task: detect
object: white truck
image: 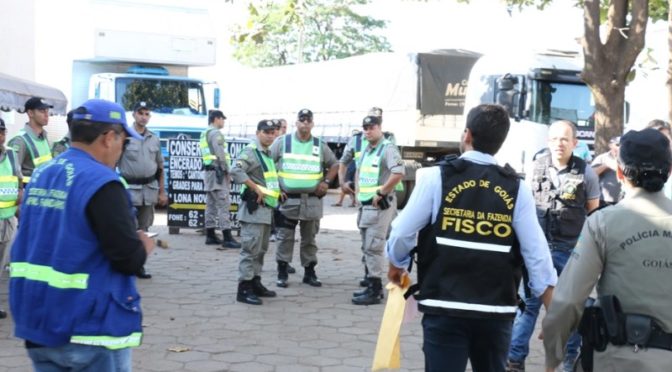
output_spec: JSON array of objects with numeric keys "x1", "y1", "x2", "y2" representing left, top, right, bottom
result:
[
  {"x1": 221, "y1": 49, "x2": 482, "y2": 206},
  {"x1": 465, "y1": 49, "x2": 596, "y2": 178},
  {"x1": 19, "y1": 1, "x2": 220, "y2": 152},
  {"x1": 221, "y1": 49, "x2": 597, "y2": 206}
]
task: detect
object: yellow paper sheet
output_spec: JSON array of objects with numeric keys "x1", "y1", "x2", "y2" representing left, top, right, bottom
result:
[{"x1": 372, "y1": 275, "x2": 411, "y2": 371}]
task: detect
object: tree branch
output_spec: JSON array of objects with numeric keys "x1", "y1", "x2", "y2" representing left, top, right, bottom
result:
[
  {"x1": 582, "y1": 0, "x2": 603, "y2": 84},
  {"x1": 619, "y1": 0, "x2": 648, "y2": 76},
  {"x1": 603, "y1": 0, "x2": 627, "y2": 53}
]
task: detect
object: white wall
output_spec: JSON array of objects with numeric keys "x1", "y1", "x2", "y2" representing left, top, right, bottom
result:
[{"x1": 0, "y1": 0, "x2": 37, "y2": 134}]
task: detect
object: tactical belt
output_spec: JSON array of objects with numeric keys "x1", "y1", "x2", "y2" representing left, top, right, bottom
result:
[
  {"x1": 125, "y1": 176, "x2": 157, "y2": 185},
  {"x1": 285, "y1": 193, "x2": 318, "y2": 199},
  {"x1": 645, "y1": 325, "x2": 672, "y2": 351}
]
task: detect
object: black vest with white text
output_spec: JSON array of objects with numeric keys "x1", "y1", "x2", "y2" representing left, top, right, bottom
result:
[{"x1": 415, "y1": 159, "x2": 523, "y2": 319}]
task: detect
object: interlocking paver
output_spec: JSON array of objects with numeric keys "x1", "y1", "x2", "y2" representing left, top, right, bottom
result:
[{"x1": 0, "y1": 192, "x2": 548, "y2": 371}]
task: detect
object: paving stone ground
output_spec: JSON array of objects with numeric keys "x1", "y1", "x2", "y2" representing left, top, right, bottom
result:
[{"x1": 0, "y1": 192, "x2": 546, "y2": 371}]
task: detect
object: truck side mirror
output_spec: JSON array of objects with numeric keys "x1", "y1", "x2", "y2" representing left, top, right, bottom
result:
[
  {"x1": 214, "y1": 88, "x2": 220, "y2": 109},
  {"x1": 495, "y1": 74, "x2": 519, "y2": 119}
]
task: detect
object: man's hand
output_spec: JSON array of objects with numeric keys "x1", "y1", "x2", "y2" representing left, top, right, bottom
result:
[
  {"x1": 315, "y1": 181, "x2": 329, "y2": 197},
  {"x1": 341, "y1": 181, "x2": 354, "y2": 195},
  {"x1": 372, "y1": 194, "x2": 383, "y2": 209},
  {"x1": 280, "y1": 192, "x2": 288, "y2": 203},
  {"x1": 253, "y1": 186, "x2": 264, "y2": 204},
  {"x1": 138, "y1": 230, "x2": 155, "y2": 256},
  {"x1": 387, "y1": 264, "x2": 406, "y2": 287},
  {"x1": 157, "y1": 191, "x2": 168, "y2": 207}
]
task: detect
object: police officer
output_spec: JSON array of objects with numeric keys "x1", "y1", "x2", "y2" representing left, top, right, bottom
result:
[
  {"x1": 543, "y1": 128, "x2": 672, "y2": 372},
  {"x1": 508, "y1": 119, "x2": 600, "y2": 372},
  {"x1": 272, "y1": 109, "x2": 338, "y2": 288},
  {"x1": 200, "y1": 110, "x2": 240, "y2": 248},
  {"x1": 118, "y1": 101, "x2": 168, "y2": 279},
  {"x1": 350, "y1": 115, "x2": 404, "y2": 305},
  {"x1": 646, "y1": 119, "x2": 672, "y2": 199},
  {"x1": 277, "y1": 118, "x2": 288, "y2": 136},
  {"x1": 9, "y1": 96, "x2": 53, "y2": 184},
  {"x1": 9, "y1": 99, "x2": 153, "y2": 369},
  {"x1": 386, "y1": 104, "x2": 557, "y2": 372},
  {"x1": 51, "y1": 110, "x2": 74, "y2": 157},
  {"x1": 339, "y1": 107, "x2": 400, "y2": 288},
  {"x1": 0, "y1": 118, "x2": 22, "y2": 320},
  {"x1": 231, "y1": 120, "x2": 280, "y2": 305}
]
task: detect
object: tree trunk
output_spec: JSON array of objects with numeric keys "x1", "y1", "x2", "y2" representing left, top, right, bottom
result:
[
  {"x1": 591, "y1": 84, "x2": 626, "y2": 153},
  {"x1": 581, "y1": 0, "x2": 648, "y2": 155}
]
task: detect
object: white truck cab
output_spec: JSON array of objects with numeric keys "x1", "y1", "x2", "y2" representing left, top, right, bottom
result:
[{"x1": 464, "y1": 50, "x2": 595, "y2": 178}]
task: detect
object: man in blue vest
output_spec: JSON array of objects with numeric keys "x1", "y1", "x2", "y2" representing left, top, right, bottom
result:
[
  {"x1": 387, "y1": 104, "x2": 557, "y2": 371},
  {"x1": 9, "y1": 98, "x2": 155, "y2": 370},
  {"x1": 271, "y1": 109, "x2": 338, "y2": 288},
  {"x1": 9, "y1": 96, "x2": 53, "y2": 184},
  {"x1": 0, "y1": 117, "x2": 22, "y2": 320}
]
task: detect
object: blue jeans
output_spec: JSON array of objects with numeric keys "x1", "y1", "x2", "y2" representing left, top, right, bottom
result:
[
  {"x1": 508, "y1": 249, "x2": 580, "y2": 371},
  {"x1": 422, "y1": 313, "x2": 513, "y2": 372},
  {"x1": 27, "y1": 343, "x2": 132, "y2": 372}
]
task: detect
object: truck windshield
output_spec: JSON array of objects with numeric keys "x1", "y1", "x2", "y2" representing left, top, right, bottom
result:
[
  {"x1": 529, "y1": 81, "x2": 594, "y2": 127},
  {"x1": 116, "y1": 77, "x2": 206, "y2": 115}
]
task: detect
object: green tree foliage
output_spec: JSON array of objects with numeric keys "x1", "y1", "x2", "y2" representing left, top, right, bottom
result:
[
  {"x1": 231, "y1": 0, "x2": 392, "y2": 67},
  {"x1": 505, "y1": 0, "x2": 668, "y2": 153}
]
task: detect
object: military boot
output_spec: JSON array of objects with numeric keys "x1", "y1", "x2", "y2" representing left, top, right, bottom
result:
[
  {"x1": 252, "y1": 276, "x2": 277, "y2": 297},
  {"x1": 359, "y1": 266, "x2": 370, "y2": 287},
  {"x1": 205, "y1": 228, "x2": 223, "y2": 245},
  {"x1": 302, "y1": 262, "x2": 322, "y2": 287},
  {"x1": 352, "y1": 277, "x2": 383, "y2": 305},
  {"x1": 236, "y1": 280, "x2": 262, "y2": 305},
  {"x1": 276, "y1": 261, "x2": 289, "y2": 288},
  {"x1": 222, "y1": 229, "x2": 241, "y2": 249}
]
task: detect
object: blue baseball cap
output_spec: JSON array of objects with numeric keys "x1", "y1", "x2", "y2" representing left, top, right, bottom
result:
[{"x1": 72, "y1": 99, "x2": 142, "y2": 140}]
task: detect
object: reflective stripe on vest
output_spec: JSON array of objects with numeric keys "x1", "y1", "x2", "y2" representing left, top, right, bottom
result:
[
  {"x1": 71, "y1": 332, "x2": 143, "y2": 350},
  {"x1": 279, "y1": 135, "x2": 322, "y2": 192},
  {"x1": 417, "y1": 299, "x2": 518, "y2": 314},
  {"x1": 0, "y1": 150, "x2": 19, "y2": 218},
  {"x1": 355, "y1": 134, "x2": 404, "y2": 192},
  {"x1": 18, "y1": 131, "x2": 52, "y2": 167},
  {"x1": 241, "y1": 144, "x2": 280, "y2": 208},
  {"x1": 199, "y1": 128, "x2": 230, "y2": 166},
  {"x1": 119, "y1": 176, "x2": 129, "y2": 189},
  {"x1": 9, "y1": 262, "x2": 89, "y2": 289},
  {"x1": 357, "y1": 140, "x2": 388, "y2": 202}
]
